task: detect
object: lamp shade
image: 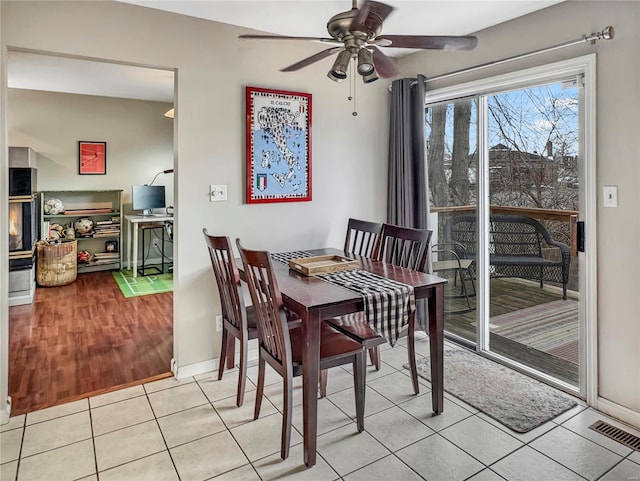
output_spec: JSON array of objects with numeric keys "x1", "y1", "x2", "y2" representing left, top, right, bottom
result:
[
  {"x1": 164, "y1": 108, "x2": 174, "y2": 118},
  {"x1": 357, "y1": 48, "x2": 374, "y2": 76},
  {"x1": 362, "y1": 70, "x2": 379, "y2": 83},
  {"x1": 328, "y1": 50, "x2": 351, "y2": 81}
]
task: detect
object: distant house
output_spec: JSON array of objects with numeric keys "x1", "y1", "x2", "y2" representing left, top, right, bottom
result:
[{"x1": 488, "y1": 142, "x2": 559, "y2": 188}]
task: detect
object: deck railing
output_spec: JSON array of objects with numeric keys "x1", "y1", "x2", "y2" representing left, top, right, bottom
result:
[{"x1": 430, "y1": 205, "x2": 580, "y2": 256}]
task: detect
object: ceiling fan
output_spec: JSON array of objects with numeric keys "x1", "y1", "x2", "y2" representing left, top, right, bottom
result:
[{"x1": 239, "y1": 0, "x2": 478, "y2": 83}]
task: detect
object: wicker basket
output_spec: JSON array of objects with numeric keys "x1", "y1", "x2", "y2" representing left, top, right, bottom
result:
[{"x1": 36, "y1": 240, "x2": 78, "y2": 287}]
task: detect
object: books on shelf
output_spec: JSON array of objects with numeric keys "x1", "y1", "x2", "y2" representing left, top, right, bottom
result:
[
  {"x1": 92, "y1": 259, "x2": 119, "y2": 265},
  {"x1": 91, "y1": 259, "x2": 119, "y2": 266},
  {"x1": 93, "y1": 251, "x2": 120, "y2": 265},
  {"x1": 96, "y1": 219, "x2": 120, "y2": 226},
  {"x1": 92, "y1": 219, "x2": 121, "y2": 237},
  {"x1": 77, "y1": 231, "x2": 120, "y2": 238},
  {"x1": 93, "y1": 252, "x2": 120, "y2": 259}
]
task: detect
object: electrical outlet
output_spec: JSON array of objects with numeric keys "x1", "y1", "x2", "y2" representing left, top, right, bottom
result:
[{"x1": 216, "y1": 315, "x2": 223, "y2": 332}]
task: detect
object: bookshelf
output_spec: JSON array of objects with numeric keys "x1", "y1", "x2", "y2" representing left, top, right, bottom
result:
[{"x1": 40, "y1": 190, "x2": 123, "y2": 273}]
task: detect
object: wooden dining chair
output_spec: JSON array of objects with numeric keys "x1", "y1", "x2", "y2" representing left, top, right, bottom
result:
[
  {"x1": 203, "y1": 229, "x2": 258, "y2": 408},
  {"x1": 328, "y1": 223, "x2": 432, "y2": 395},
  {"x1": 344, "y1": 218, "x2": 383, "y2": 257},
  {"x1": 236, "y1": 239, "x2": 366, "y2": 460}
]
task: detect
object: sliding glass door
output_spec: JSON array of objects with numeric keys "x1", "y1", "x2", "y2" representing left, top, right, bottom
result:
[
  {"x1": 485, "y1": 81, "x2": 580, "y2": 387},
  {"x1": 426, "y1": 97, "x2": 478, "y2": 344},
  {"x1": 426, "y1": 59, "x2": 591, "y2": 396}
]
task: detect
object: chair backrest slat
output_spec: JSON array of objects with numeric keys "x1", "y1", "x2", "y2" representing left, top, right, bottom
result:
[
  {"x1": 374, "y1": 223, "x2": 432, "y2": 272},
  {"x1": 344, "y1": 218, "x2": 383, "y2": 258},
  {"x1": 203, "y1": 230, "x2": 246, "y2": 332},
  {"x1": 236, "y1": 240, "x2": 291, "y2": 367}
]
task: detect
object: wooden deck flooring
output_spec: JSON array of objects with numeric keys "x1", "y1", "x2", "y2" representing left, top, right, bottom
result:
[
  {"x1": 8, "y1": 271, "x2": 173, "y2": 416},
  {"x1": 443, "y1": 277, "x2": 580, "y2": 386}
]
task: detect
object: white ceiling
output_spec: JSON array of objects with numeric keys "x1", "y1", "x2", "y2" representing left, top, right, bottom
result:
[
  {"x1": 120, "y1": 0, "x2": 562, "y2": 39},
  {"x1": 8, "y1": 52, "x2": 175, "y2": 103},
  {"x1": 8, "y1": 0, "x2": 563, "y2": 102}
]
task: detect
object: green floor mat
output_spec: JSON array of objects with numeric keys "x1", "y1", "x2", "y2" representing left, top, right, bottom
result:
[{"x1": 112, "y1": 268, "x2": 173, "y2": 298}]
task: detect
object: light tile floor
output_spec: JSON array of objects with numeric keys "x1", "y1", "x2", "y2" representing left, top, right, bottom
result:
[{"x1": 2, "y1": 335, "x2": 640, "y2": 481}]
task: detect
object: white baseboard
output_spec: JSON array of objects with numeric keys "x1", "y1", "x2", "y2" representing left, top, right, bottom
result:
[
  {"x1": 596, "y1": 396, "x2": 640, "y2": 430},
  {"x1": 0, "y1": 396, "x2": 12, "y2": 425},
  {"x1": 170, "y1": 358, "x2": 217, "y2": 380}
]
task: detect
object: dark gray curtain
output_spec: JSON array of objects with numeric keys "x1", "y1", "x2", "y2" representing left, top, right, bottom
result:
[
  {"x1": 387, "y1": 74, "x2": 430, "y2": 230},
  {"x1": 387, "y1": 74, "x2": 431, "y2": 330}
]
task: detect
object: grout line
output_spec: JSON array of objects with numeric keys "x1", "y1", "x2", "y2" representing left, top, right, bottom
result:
[
  {"x1": 87, "y1": 406, "x2": 100, "y2": 480},
  {"x1": 11, "y1": 415, "x2": 27, "y2": 481},
  {"x1": 554, "y1": 420, "x2": 636, "y2": 457},
  {"x1": 513, "y1": 440, "x2": 592, "y2": 480},
  {"x1": 144, "y1": 382, "x2": 182, "y2": 481}
]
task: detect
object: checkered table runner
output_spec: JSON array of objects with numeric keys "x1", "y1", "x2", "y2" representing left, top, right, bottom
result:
[
  {"x1": 319, "y1": 269, "x2": 416, "y2": 346},
  {"x1": 270, "y1": 251, "x2": 313, "y2": 265}
]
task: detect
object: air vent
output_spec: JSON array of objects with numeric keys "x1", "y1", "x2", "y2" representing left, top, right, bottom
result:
[{"x1": 589, "y1": 420, "x2": 640, "y2": 451}]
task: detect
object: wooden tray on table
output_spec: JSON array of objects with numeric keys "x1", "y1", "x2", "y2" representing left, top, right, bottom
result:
[{"x1": 289, "y1": 255, "x2": 360, "y2": 276}]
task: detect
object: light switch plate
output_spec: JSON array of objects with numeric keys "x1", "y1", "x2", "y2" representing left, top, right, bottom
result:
[
  {"x1": 210, "y1": 184, "x2": 227, "y2": 202},
  {"x1": 603, "y1": 185, "x2": 618, "y2": 207}
]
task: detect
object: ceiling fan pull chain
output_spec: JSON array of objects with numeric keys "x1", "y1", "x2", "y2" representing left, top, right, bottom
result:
[{"x1": 350, "y1": 58, "x2": 358, "y2": 116}]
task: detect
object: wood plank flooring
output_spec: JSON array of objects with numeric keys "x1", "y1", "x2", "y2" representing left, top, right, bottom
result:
[
  {"x1": 8, "y1": 271, "x2": 173, "y2": 416},
  {"x1": 443, "y1": 277, "x2": 579, "y2": 386}
]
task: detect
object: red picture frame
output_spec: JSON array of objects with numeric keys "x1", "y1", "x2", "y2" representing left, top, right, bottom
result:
[
  {"x1": 78, "y1": 141, "x2": 107, "y2": 175},
  {"x1": 246, "y1": 86, "x2": 312, "y2": 204}
]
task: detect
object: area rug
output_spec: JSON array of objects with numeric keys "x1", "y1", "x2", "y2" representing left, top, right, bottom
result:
[
  {"x1": 490, "y1": 299, "x2": 579, "y2": 364},
  {"x1": 410, "y1": 342, "x2": 578, "y2": 432},
  {"x1": 112, "y1": 269, "x2": 173, "y2": 298}
]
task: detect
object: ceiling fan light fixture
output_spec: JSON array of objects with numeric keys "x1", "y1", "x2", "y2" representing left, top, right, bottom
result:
[
  {"x1": 327, "y1": 70, "x2": 344, "y2": 82},
  {"x1": 362, "y1": 70, "x2": 379, "y2": 83},
  {"x1": 357, "y1": 48, "x2": 374, "y2": 75},
  {"x1": 329, "y1": 50, "x2": 351, "y2": 80}
]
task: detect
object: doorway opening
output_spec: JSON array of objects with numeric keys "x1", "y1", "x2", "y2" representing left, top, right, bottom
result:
[{"x1": 6, "y1": 50, "x2": 176, "y2": 415}]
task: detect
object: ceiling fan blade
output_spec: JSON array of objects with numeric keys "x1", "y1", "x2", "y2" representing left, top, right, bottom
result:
[
  {"x1": 370, "y1": 46, "x2": 398, "y2": 78},
  {"x1": 351, "y1": 1, "x2": 394, "y2": 31},
  {"x1": 374, "y1": 35, "x2": 478, "y2": 50},
  {"x1": 281, "y1": 47, "x2": 344, "y2": 72},
  {"x1": 239, "y1": 34, "x2": 341, "y2": 45}
]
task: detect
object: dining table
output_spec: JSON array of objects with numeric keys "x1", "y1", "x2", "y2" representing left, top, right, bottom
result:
[{"x1": 239, "y1": 247, "x2": 447, "y2": 467}]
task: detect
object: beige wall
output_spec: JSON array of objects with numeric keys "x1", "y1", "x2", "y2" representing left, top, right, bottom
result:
[
  {"x1": 0, "y1": 0, "x2": 389, "y2": 408},
  {"x1": 399, "y1": 1, "x2": 640, "y2": 421},
  {"x1": 2, "y1": 0, "x2": 639, "y2": 426},
  {"x1": 8, "y1": 89, "x2": 174, "y2": 206}
]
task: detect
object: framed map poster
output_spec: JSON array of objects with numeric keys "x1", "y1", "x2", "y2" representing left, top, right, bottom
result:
[
  {"x1": 78, "y1": 141, "x2": 107, "y2": 175},
  {"x1": 246, "y1": 86, "x2": 312, "y2": 203}
]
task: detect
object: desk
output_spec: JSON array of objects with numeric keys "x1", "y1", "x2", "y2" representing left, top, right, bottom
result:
[
  {"x1": 125, "y1": 214, "x2": 173, "y2": 278},
  {"x1": 242, "y1": 247, "x2": 446, "y2": 467}
]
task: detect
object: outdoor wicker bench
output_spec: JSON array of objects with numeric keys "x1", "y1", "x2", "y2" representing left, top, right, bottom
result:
[{"x1": 443, "y1": 214, "x2": 571, "y2": 299}]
